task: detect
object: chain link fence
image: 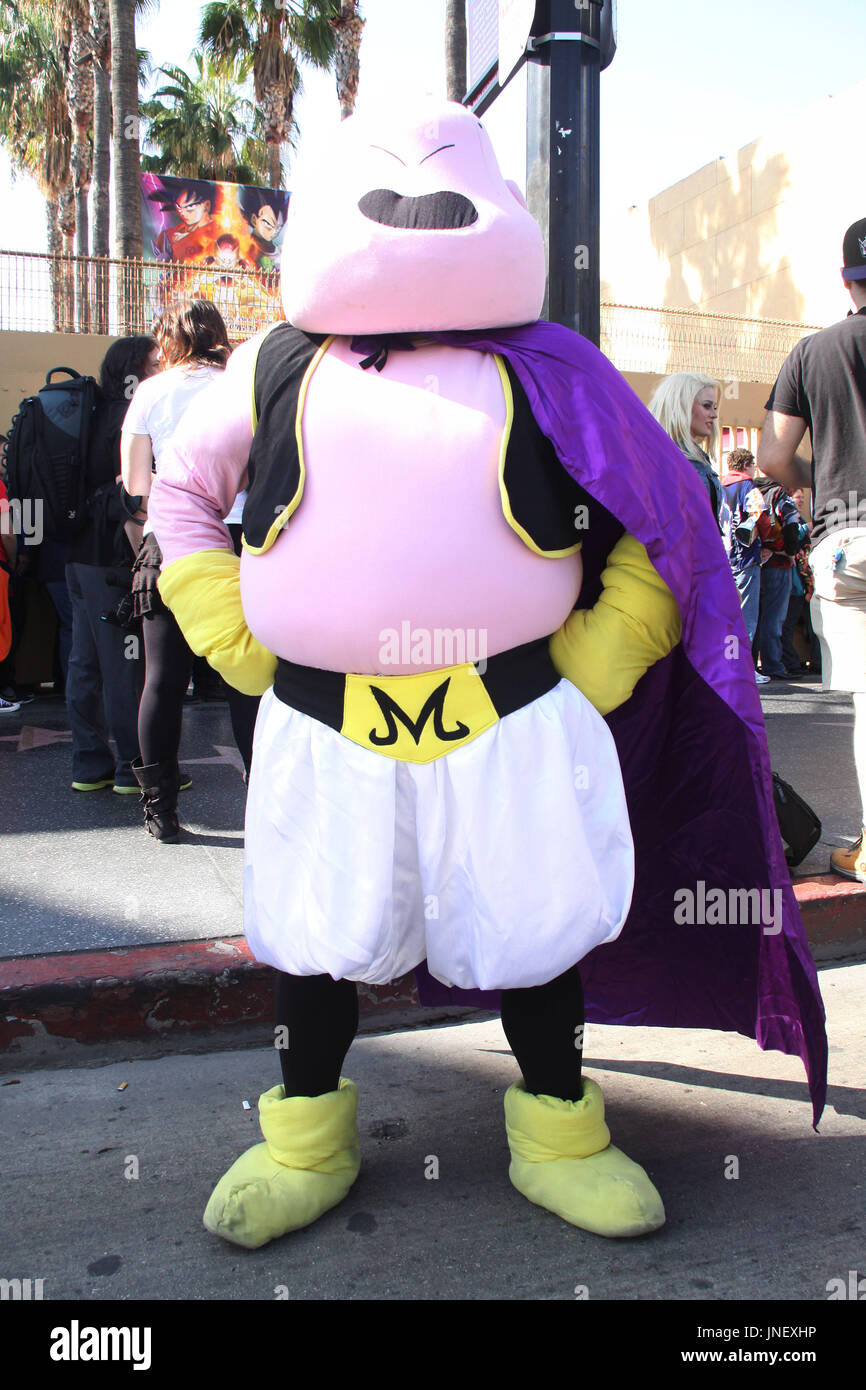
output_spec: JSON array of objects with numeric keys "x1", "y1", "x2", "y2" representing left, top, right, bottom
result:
[
  {"x1": 0, "y1": 250, "x2": 281, "y2": 342},
  {"x1": 600, "y1": 301, "x2": 818, "y2": 382},
  {"x1": 0, "y1": 250, "x2": 819, "y2": 380}
]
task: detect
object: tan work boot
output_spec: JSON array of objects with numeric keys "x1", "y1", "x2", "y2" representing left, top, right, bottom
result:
[{"x1": 830, "y1": 831, "x2": 866, "y2": 884}]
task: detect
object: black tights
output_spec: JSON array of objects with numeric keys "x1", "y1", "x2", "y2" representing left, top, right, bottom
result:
[
  {"x1": 139, "y1": 607, "x2": 193, "y2": 766},
  {"x1": 139, "y1": 602, "x2": 259, "y2": 775},
  {"x1": 274, "y1": 964, "x2": 584, "y2": 1101}
]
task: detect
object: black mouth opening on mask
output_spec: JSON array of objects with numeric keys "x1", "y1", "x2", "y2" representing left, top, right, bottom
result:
[{"x1": 358, "y1": 189, "x2": 479, "y2": 231}]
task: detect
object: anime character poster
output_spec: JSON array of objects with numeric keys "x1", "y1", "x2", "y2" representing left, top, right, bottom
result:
[{"x1": 140, "y1": 174, "x2": 291, "y2": 336}]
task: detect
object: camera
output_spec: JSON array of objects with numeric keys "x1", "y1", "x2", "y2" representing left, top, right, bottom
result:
[
  {"x1": 735, "y1": 518, "x2": 759, "y2": 546},
  {"x1": 101, "y1": 591, "x2": 136, "y2": 630},
  {"x1": 100, "y1": 569, "x2": 137, "y2": 630}
]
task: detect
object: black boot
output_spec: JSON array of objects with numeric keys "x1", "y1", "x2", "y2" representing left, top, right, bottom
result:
[{"x1": 132, "y1": 758, "x2": 181, "y2": 842}]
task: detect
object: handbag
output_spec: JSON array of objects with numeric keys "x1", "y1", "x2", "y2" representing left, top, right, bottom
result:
[{"x1": 772, "y1": 773, "x2": 821, "y2": 867}]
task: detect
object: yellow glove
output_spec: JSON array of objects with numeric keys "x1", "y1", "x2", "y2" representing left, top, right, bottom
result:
[
  {"x1": 157, "y1": 549, "x2": 277, "y2": 696},
  {"x1": 550, "y1": 532, "x2": 682, "y2": 716}
]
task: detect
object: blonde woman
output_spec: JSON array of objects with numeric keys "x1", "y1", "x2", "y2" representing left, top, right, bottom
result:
[{"x1": 648, "y1": 373, "x2": 727, "y2": 531}]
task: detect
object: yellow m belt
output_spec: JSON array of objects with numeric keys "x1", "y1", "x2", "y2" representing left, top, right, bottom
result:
[{"x1": 273, "y1": 638, "x2": 560, "y2": 764}]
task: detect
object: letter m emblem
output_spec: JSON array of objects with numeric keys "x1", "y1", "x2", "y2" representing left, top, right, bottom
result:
[{"x1": 368, "y1": 678, "x2": 469, "y2": 747}]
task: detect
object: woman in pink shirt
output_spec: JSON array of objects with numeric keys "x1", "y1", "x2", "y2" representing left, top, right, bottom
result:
[{"x1": 121, "y1": 300, "x2": 230, "y2": 839}]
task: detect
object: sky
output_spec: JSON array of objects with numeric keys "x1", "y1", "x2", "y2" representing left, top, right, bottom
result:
[{"x1": 1, "y1": 0, "x2": 865, "y2": 254}]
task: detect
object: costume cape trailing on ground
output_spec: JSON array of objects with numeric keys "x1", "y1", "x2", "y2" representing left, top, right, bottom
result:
[{"x1": 405, "y1": 322, "x2": 828, "y2": 1126}]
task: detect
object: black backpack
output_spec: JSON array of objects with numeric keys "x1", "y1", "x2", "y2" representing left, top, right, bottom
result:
[
  {"x1": 772, "y1": 773, "x2": 821, "y2": 867},
  {"x1": 5, "y1": 367, "x2": 98, "y2": 543}
]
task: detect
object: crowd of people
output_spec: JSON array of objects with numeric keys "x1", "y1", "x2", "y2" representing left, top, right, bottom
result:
[
  {"x1": 0, "y1": 299, "x2": 258, "y2": 843},
  {"x1": 647, "y1": 376, "x2": 816, "y2": 685},
  {"x1": 646, "y1": 217, "x2": 866, "y2": 880}
]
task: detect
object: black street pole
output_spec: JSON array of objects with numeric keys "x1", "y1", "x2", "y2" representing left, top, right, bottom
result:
[{"x1": 526, "y1": 0, "x2": 602, "y2": 343}]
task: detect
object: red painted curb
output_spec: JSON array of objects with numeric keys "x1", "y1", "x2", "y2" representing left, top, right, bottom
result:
[
  {"x1": 792, "y1": 874, "x2": 866, "y2": 954},
  {"x1": 0, "y1": 937, "x2": 418, "y2": 1053},
  {"x1": 1, "y1": 877, "x2": 863, "y2": 1054}
]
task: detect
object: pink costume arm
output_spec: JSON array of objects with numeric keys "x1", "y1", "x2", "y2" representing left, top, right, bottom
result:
[
  {"x1": 148, "y1": 336, "x2": 278, "y2": 696},
  {"x1": 148, "y1": 337, "x2": 258, "y2": 563}
]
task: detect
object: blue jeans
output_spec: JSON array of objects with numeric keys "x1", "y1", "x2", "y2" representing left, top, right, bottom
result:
[
  {"x1": 733, "y1": 564, "x2": 761, "y2": 647},
  {"x1": 45, "y1": 578, "x2": 73, "y2": 682},
  {"x1": 756, "y1": 566, "x2": 793, "y2": 675},
  {"x1": 66, "y1": 562, "x2": 144, "y2": 784}
]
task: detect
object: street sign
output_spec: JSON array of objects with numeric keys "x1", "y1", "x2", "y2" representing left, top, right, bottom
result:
[
  {"x1": 466, "y1": 0, "x2": 538, "y2": 112},
  {"x1": 465, "y1": 0, "x2": 618, "y2": 341},
  {"x1": 498, "y1": 0, "x2": 536, "y2": 86},
  {"x1": 600, "y1": 0, "x2": 617, "y2": 70},
  {"x1": 466, "y1": 0, "x2": 500, "y2": 94}
]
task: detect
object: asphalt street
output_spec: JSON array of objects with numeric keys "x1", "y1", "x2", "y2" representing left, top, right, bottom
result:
[
  {"x1": 2, "y1": 962, "x2": 862, "y2": 1303},
  {"x1": 2, "y1": 678, "x2": 863, "y2": 1314},
  {"x1": 0, "y1": 675, "x2": 858, "y2": 960}
]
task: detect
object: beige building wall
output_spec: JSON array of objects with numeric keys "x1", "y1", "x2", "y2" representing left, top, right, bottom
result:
[
  {"x1": 602, "y1": 78, "x2": 866, "y2": 332},
  {"x1": 0, "y1": 338, "x2": 775, "y2": 467},
  {"x1": 0, "y1": 332, "x2": 116, "y2": 436}
]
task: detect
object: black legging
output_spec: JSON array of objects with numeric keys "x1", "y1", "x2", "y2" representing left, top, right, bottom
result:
[
  {"x1": 138, "y1": 605, "x2": 193, "y2": 766},
  {"x1": 228, "y1": 687, "x2": 258, "y2": 776},
  {"x1": 138, "y1": 601, "x2": 259, "y2": 775},
  {"x1": 274, "y1": 964, "x2": 584, "y2": 1101}
]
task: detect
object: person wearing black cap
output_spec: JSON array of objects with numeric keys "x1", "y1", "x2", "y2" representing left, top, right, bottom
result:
[{"x1": 759, "y1": 217, "x2": 866, "y2": 882}]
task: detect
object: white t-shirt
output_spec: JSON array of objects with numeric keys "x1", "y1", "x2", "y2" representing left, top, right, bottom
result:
[
  {"x1": 123, "y1": 362, "x2": 246, "y2": 529},
  {"x1": 223, "y1": 491, "x2": 247, "y2": 527},
  {"x1": 123, "y1": 363, "x2": 223, "y2": 469}
]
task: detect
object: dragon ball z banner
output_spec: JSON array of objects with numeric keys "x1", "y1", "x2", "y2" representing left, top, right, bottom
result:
[{"x1": 141, "y1": 174, "x2": 290, "y2": 335}]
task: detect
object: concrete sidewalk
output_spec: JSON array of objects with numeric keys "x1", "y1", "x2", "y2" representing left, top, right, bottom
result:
[
  {"x1": 2, "y1": 961, "x2": 863, "y2": 1302},
  {"x1": 1, "y1": 677, "x2": 865, "y2": 1060}
]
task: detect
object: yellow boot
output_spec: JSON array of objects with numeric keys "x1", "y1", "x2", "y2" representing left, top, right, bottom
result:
[
  {"x1": 203, "y1": 1079, "x2": 361, "y2": 1249},
  {"x1": 505, "y1": 1077, "x2": 665, "y2": 1238}
]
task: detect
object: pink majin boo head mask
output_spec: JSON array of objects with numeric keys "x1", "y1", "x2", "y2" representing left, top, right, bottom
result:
[{"x1": 281, "y1": 102, "x2": 546, "y2": 335}]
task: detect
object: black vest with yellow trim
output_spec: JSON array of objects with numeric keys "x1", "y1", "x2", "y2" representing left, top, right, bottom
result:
[{"x1": 242, "y1": 321, "x2": 605, "y2": 559}]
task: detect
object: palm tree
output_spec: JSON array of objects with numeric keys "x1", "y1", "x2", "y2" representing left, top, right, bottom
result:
[
  {"x1": 445, "y1": 0, "x2": 466, "y2": 104},
  {"x1": 142, "y1": 54, "x2": 268, "y2": 184},
  {"x1": 40, "y1": 0, "x2": 96, "y2": 329},
  {"x1": 109, "y1": 0, "x2": 150, "y2": 260},
  {"x1": 199, "y1": 0, "x2": 337, "y2": 190},
  {"x1": 330, "y1": 1, "x2": 363, "y2": 120},
  {"x1": 90, "y1": 0, "x2": 111, "y2": 259},
  {"x1": 50, "y1": 0, "x2": 94, "y2": 259},
  {"x1": 0, "y1": 1, "x2": 75, "y2": 326},
  {"x1": 88, "y1": 0, "x2": 112, "y2": 330}
]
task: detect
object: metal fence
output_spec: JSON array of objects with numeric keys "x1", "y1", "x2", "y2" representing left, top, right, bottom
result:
[
  {"x1": 600, "y1": 301, "x2": 818, "y2": 383},
  {"x1": 0, "y1": 249, "x2": 282, "y2": 342},
  {"x1": 0, "y1": 249, "x2": 819, "y2": 382}
]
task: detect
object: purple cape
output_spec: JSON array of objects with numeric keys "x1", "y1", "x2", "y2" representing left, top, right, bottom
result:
[{"x1": 414, "y1": 320, "x2": 827, "y2": 1125}]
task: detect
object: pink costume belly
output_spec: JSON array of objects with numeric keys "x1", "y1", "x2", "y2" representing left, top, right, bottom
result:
[{"x1": 240, "y1": 338, "x2": 582, "y2": 674}]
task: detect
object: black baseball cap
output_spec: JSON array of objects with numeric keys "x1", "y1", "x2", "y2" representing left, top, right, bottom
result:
[{"x1": 842, "y1": 218, "x2": 866, "y2": 280}]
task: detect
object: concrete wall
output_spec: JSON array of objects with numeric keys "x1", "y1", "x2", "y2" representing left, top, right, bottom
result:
[
  {"x1": 602, "y1": 78, "x2": 866, "y2": 331},
  {"x1": 0, "y1": 334, "x2": 774, "y2": 475},
  {"x1": 0, "y1": 332, "x2": 116, "y2": 436}
]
